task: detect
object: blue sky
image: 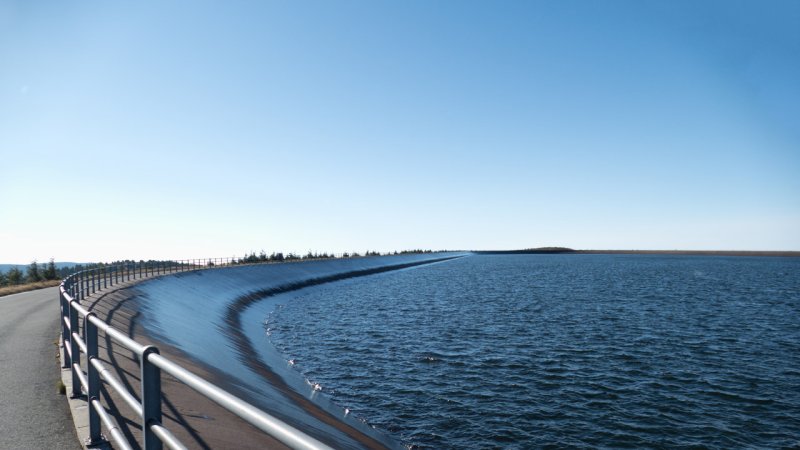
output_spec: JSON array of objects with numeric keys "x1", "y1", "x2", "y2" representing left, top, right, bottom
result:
[{"x1": 1, "y1": 1, "x2": 798, "y2": 263}]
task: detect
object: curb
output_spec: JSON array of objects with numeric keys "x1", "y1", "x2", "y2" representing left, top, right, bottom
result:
[{"x1": 60, "y1": 335, "x2": 114, "y2": 450}]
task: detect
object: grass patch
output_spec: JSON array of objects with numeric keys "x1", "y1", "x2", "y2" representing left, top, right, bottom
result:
[
  {"x1": 0, "y1": 280, "x2": 61, "y2": 297},
  {"x1": 56, "y1": 379, "x2": 66, "y2": 395}
]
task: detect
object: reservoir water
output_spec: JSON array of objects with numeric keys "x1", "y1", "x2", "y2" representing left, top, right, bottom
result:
[{"x1": 263, "y1": 254, "x2": 800, "y2": 449}]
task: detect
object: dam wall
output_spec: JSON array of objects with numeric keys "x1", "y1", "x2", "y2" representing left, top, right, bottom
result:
[{"x1": 124, "y1": 252, "x2": 467, "y2": 448}]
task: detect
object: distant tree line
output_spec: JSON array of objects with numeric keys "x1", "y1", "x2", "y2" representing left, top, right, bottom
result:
[
  {"x1": 0, "y1": 258, "x2": 160, "y2": 287},
  {"x1": 1, "y1": 250, "x2": 443, "y2": 287},
  {"x1": 0, "y1": 259, "x2": 59, "y2": 287},
  {"x1": 229, "y1": 249, "x2": 437, "y2": 265}
]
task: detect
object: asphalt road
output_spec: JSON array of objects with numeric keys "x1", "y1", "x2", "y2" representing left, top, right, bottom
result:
[{"x1": 0, "y1": 287, "x2": 80, "y2": 449}]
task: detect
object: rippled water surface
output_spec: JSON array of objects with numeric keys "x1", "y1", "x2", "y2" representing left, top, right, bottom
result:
[{"x1": 265, "y1": 255, "x2": 800, "y2": 448}]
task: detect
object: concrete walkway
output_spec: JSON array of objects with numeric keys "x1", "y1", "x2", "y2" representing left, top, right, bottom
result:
[{"x1": 0, "y1": 287, "x2": 80, "y2": 449}]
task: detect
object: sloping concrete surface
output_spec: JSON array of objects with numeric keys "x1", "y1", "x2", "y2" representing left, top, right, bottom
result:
[{"x1": 60, "y1": 269, "x2": 296, "y2": 449}]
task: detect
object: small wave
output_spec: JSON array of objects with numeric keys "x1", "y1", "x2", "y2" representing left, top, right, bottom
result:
[
  {"x1": 702, "y1": 389, "x2": 775, "y2": 405},
  {"x1": 262, "y1": 253, "x2": 799, "y2": 449}
]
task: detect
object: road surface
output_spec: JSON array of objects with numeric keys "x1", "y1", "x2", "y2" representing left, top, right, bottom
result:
[{"x1": 0, "y1": 287, "x2": 80, "y2": 449}]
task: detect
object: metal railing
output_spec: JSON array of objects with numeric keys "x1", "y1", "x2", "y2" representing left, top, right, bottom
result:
[{"x1": 59, "y1": 258, "x2": 334, "y2": 450}]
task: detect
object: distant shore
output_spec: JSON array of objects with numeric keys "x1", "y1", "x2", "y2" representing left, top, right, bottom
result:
[{"x1": 475, "y1": 248, "x2": 800, "y2": 257}]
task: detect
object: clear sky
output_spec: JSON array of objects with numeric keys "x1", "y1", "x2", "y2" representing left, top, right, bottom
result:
[{"x1": 1, "y1": 1, "x2": 799, "y2": 263}]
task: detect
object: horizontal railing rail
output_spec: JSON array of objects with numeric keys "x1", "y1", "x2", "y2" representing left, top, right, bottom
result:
[{"x1": 59, "y1": 257, "x2": 334, "y2": 450}]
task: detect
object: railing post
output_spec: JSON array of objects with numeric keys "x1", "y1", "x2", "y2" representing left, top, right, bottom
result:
[
  {"x1": 69, "y1": 301, "x2": 82, "y2": 398},
  {"x1": 104, "y1": 267, "x2": 108, "y2": 289},
  {"x1": 84, "y1": 312, "x2": 105, "y2": 446},
  {"x1": 91, "y1": 270, "x2": 96, "y2": 294},
  {"x1": 141, "y1": 346, "x2": 163, "y2": 450},
  {"x1": 60, "y1": 290, "x2": 70, "y2": 369}
]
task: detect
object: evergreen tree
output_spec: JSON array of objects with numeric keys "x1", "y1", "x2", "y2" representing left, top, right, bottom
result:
[
  {"x1": 0, "y1": 270, "x2": 7, "y2": 287},
  {"x1": 7, "y1": 267, "x2": 23, "y2": 285},
  {"x1": 44, "y1": 258, "x2": 58, "y2": 280},
  {"x1": 26, "y1": 260, "x2": 41, "y2": 283}
]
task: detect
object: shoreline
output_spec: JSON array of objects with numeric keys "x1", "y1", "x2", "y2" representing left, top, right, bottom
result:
[{"x1": 221, "y1": 256, "x2": 468, "y2": 449}]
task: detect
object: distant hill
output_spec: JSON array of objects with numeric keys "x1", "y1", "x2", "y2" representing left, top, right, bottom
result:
[
  {"x1": 0, "y1": 262, "x2": 86, "y2": 273},
  {"x1": 476, "y1": 247, "x2": 576, "y2": 254},
  {"x1": 474, "y1": 249, "x2": 800, "y2": 257}
]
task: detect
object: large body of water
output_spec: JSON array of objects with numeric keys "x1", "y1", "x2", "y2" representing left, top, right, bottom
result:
[{"x1": 263, "y1": 254, "x2": 800, "y2": 449}]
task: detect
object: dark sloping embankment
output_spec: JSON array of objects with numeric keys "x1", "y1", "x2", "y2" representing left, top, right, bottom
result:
[{"x1": 128, "y1": 253, "x2": 467, "y2": 449}]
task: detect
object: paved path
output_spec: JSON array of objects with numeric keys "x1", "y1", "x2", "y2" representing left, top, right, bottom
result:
[{"x1": 0, "y1": 287, "x2": 80, "y2": 449}]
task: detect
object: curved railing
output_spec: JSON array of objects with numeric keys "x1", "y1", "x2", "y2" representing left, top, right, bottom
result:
[{"x1": 59, "y1": 258, "x2": 334, "y2": 450}]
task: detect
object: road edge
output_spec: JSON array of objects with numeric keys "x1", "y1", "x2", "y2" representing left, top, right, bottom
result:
[{"x1": 59, "y1": 334, "x2": 113, "y2": 450}]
